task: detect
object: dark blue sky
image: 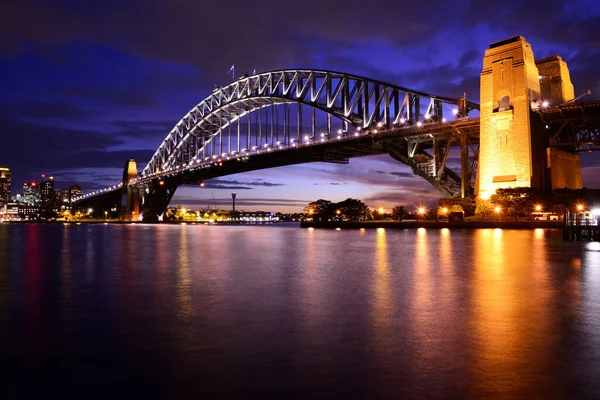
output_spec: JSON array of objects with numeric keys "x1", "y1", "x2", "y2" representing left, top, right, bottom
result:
[{"x1": 2, "y1": 0, "x2": 600, "y2": 212}]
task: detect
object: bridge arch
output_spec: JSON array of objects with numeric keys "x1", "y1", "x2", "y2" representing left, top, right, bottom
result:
[{"x1": 142, "y1": 69, "x2": 477, "y2": 176}]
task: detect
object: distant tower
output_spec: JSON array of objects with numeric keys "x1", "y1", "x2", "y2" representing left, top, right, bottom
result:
[
  {"x1": 0, "y1": 167, "x2": 10, "y2": 205},
  {"x1": 231, "y1": 192, "x2": 237, "y2": 211},
  {"x1": 122, "y1": 159, "x2": 140, "y2": 221}
]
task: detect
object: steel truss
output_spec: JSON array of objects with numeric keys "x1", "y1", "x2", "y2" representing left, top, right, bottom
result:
[
  {"x1": 539, "y1": 100, "x2": 600, "y2": 152},
  {"x1": 142, "y1": 69, "x2": 478, "y2": 176}
]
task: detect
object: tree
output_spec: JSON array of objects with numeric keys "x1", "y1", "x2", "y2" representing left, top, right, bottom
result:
[
  {"x1": 490, "y1": 187, "x2": 540, "y2": 220},
  {"x1": 391, "y1": 205, "x2": 407, "y2": 221},
  {"x1": 336, "y1": 198, "x2": 370, "y2": 221},
  {"x1": 304, "y1": 199, "x2": 332, "y2": 216},
  {"x1": 475, "y1": 203, "x2": 490, "y2": 220}
]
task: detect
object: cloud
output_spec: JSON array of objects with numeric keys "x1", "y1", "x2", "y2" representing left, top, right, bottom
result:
[
  {"x1": 182, "y1": 177, "x2": 285, "y2": 190},
  {"x1": 51, "y1": 87, "x2": 157, "y2": 108},
  {"x1": 390, "y1": 171, "x2": 416, "y2": 179}
]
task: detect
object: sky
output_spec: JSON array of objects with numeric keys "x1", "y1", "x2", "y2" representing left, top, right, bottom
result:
[{"x1": 2, "y1": 0, "x2": 600, "y2": 213}]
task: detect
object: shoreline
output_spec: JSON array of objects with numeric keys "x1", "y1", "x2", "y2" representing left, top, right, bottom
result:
[
  {"x1": 1, "y1": 220, "x2": 564, "y2": 230},
  {"x1": 300, "y1": 220, "x2": 564, "y2": 230}
]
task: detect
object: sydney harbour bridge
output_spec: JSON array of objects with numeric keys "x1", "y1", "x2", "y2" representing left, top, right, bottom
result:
[{"x1": 74, "y1": 36, "x2": 600, "y2": 221}]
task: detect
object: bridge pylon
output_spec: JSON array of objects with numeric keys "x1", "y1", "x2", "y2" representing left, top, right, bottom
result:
[
  {"x1": 476, "y1": 35, "x2": 582, "y2": 203},
  {"x1": 122, "y1": 159, "x2": 140, "y2": 221}
]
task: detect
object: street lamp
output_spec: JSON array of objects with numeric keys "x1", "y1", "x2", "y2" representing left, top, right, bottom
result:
[
  {"x1": 104, "y1": 211, "x2": 108, "y2": 221},
  {"x1": 577, "y1": 204, "x2": 584, "y2": 211},
  {"x1": 378, "y1": 207, "x2": 384, "y2": 214},
  {"x1": 535, "y1": 204, "x2": 542, "y2": 212},
  {"x1": 418, "y1": 207, "x2": 425, "y2": 220},
  {"x1": 495, "y1": 206, "x2": 501, "y2": 222}
]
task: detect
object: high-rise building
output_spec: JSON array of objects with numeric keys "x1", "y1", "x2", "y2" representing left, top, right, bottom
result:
[
  {"x1": 22, "y1": 182, "x2": 40, "y2": 204},
  {"x1": 39, "y1": 175, "x2": 55, "y2": 209},
  {"x1": 69, "y1": 184, "x2": 83, "y2": 203},
  {"x1": 57, "y1": 188, "x2": 70, "y2": 209},
  {"x1": 0, "y1": 167, "x2": 10, "y2": 205}
]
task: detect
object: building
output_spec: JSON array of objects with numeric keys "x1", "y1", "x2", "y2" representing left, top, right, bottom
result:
[
  {"x1": 57, "y1": 188, "x2": 70, "y2": 209},
  {"x1": 18, "y1": 203, "x2": 41, "y2": 220},
  {"x1": 0, "y1": 167, "x2": 10, "y2": 205},
  {"x1": 22, "y1": 182, "x2": 40, "y2": 204},
  {"x1": 69, "y1": 184, "x2": 83, "y2": 203},
  {"x1": 39, "y1": 175, "x2": 55, "y2": 209},
  {"x1": 229, "y1": 210, "x2": 274, "y2": 222}
]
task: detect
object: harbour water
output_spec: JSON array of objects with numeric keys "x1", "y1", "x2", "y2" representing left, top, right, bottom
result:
[{"x1": 0, "y1": 223, "x2": 599, "y2": 399}]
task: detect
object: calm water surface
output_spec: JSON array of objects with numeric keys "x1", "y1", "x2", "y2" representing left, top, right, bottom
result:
[{"x1": 0, "y1": 223, "x2": 599, "y2": 399}]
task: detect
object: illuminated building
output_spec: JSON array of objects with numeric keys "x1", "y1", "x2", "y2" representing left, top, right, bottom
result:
[
  {"x1": 39, "y1": 175, "x2": 55, "y2": 209},
  {"x1": 69, "y1": 184, "x2": 83, "y2": 203},
  {"x1": 18, "y1": 203, "x2": 41, "y2": 220},
  {"x1": 0, "y1": 166, "x2": 10, "y2": 205},
  {"x1": 22, "y1": 182, "x2": 40, "y2": 204},
  {"x1": 58, "y1": 188, "x2": 70, "y2": 209}
]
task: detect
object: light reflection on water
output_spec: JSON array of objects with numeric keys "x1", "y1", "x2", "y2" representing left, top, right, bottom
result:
[{"x1": 0, "y1": 223, "x2": 598, "y2": 399}]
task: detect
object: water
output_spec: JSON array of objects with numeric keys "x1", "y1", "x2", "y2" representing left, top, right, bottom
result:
[{"x1": 0, "y1": 223, "x2": 599, "y2": 399}]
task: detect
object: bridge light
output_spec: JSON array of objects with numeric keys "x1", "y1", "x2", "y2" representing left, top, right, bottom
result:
[
  {"x1": 354, "y1": 132, "x2": 359, "y2": 136},
  {"x1": 400, "y1": 118, "x2": 406, "y2": 124},
  {"x1": 321, "y1": 133, "x2": 325, "y2": 137},
  {"x1": 377, "y1": 122, "x2": 383, "y2": 128},
  {"x1": 417, "y1": 121, "x2": 423, "y2": 127},
  {"x1": 159, "y1": 180, "x2": 164, "y2": 186},
  {"x1": 276, "y1": 141, "x2": 281, "y2": 145},
  {"x1": 200, "y1": 181, "x2": 205, "y2": 187},
  {"x1": 337, "y1": 135, "x2": 342, "y2": 139},
  {"x1": 442, "y1": 118, "x2": 447, "y2": 123},
  {"x1": 538, "y1": 75, "x2": 543, "y2": 80},
  {"x1": 264, "y1": 143, "x2": 269, "y2": 148},
  {"x1": 424, "y1": 113, "x2": 431, "y2": 119},
  {"x1": 357, "y1": 127, "x2": 361, "y2": 131},
  {"x1": 452, "y1": 108, "x2": 459, "y2": 115},
  {"x1": 218, "y1": 162, "x2": 223, "y2": 166},
  {"x1": 542, "y1": 100, "x2": 549, "y2": 108},
  {"x1": 338, "y1": 129, "x2": 343, "y2": 134}
]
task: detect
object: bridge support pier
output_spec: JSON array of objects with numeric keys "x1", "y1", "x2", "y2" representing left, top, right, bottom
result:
[
  {"x1": 139, "y1": 182, "x2": 177, "y2": 222},
  {"x1": 122, "y1": 159, "x2": 140, "y2": 221}
]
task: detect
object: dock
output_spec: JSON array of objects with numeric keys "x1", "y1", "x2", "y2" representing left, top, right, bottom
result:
[{"x1": 563, "y1": 212, "x2": 600, "y2": 241}]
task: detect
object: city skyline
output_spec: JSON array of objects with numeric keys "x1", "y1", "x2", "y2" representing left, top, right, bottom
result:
[{"x1": 2, "y1": 0, "x2": 600, "y2": 212}]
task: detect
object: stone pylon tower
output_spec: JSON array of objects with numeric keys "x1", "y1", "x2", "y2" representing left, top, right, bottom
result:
[
  {"x1": 537, "y1": 56, "x2": 582, "y2": 189},
  {"x1": 476, "y1": 36, "x2": 543, "y2": 201},
  {"x1": 122, "y1": 159, "x2": 140, "y2": 221},
  {"x1": 476, "y1": 36, "x2": 582, "y2": 202}
]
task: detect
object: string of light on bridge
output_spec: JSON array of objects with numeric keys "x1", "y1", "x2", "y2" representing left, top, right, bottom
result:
[{"x1": 72, "y1": 111, "x2": 464, "y2": 202}]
